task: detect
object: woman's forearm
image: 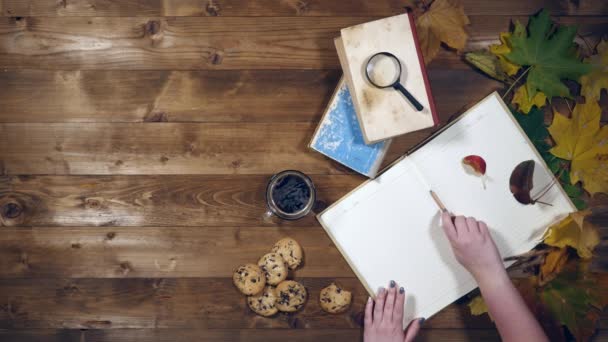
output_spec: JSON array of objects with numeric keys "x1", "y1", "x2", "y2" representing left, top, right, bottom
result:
[{"x1": 476, "y1": 271, "x2": 548, "y2": 342}]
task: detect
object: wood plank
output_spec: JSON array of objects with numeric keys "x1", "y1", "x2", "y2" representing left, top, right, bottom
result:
[
  {"x1": 0, "y1": 226, "x2": 356, "y2": 278},
  {"x1": 4, "y1": 329, "x2": 608, "y2": 342},
  {"x1": 1, "y1": 0, "x2": 607, "y2": 17},
  {"x1": 0, "y1": 16, "x2": 605, "y2": 70},
  {"x1": 0, "y1": 16, "x2": 370, "y2": 70},
  {"x1": 0, "y1": 122, "x2": 432, "y2": 175},
  {"x1": 0, "y1": 328, "x2": 506, "y2": 342},
  {"x1": 0, "y1": 277, "x2": 497, "y2": 329},
  {"x1": 0, "y1": 175, "x2": 361, "y2": 227},
  {"x1": 0, "y1": 69, "x2": 500, "y2": 123}
]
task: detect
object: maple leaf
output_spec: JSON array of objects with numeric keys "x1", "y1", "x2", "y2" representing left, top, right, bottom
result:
[
  {"x1": 512, "y1": 85, "x2": 547, "y2": 114},
  {"x1": 512, "y1": 107, "x2": 588, "y2": 209},
  {"x1": 467, "y1": 295, "x2": 489, "y2": 316},
  {"x1": 541, "y1": 261, "x2": 608, "y2": 341},
  {"x1": 489, "y1": 32, "x2": 521, "y2": 76},
  {"x1": 415, "y1": 0, "x2": 470, "y2": 64},
  {"x1": 505, "y1": 10, "x2": 592, "y2": 99},
  {"x1": 580, "y1": 39, "x2": 608, "y2": 104},
  {"x1": 548, "y1": 101, "x2": 608, "y2": 194},
  {"x1": 465, "y1": 50, "x2": 509, "y2": 82},
  {"x1": 542, "y1": 210, "x2": 600, "y2": 259},
  {"x1": 514, "y1": 106, "x2": 551, "y2": 152},
  {"x1": 538, "y1": 247, "x2": 569, "y2": 286},
  {"x1": 515, "y1": 277, "x2": 568, "y2": 342}
]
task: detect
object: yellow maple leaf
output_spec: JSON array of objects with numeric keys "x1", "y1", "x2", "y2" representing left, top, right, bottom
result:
[
  {"x1": 489, "y1": 32, "x2": 521, "y2": 76},
  {"x1": 512, "y1": 85, "x2": 547, "y2": 114},
  {"x1": 580, "y1": 39, "x2": 608, "y2": 104},
  {"x1": 543, "y1": 211, "x2": 600, "y2": 259},
  {"x1": 416, "y1": 0, "x2": 470, "y2": 64},
  {"x1": 538, "y1": 247, "x2": 569, "y2": 286},
  {"x1": 548, "y1": 101, "x2": 608, "y2": 194},
  {"x1": 468, "y1": 295, "x2": 490, "y2": 316}
]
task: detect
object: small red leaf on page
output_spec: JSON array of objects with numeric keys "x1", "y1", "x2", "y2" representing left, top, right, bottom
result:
[{"x1": 462, "y1": 155, "x2": 486, "y2": 176}]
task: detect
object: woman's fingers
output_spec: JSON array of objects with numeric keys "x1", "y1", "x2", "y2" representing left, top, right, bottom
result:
[
  {"x1": 404, "y1": 318, "x2": 424, "y2": 342},
  {"x1": 393, "y1": 286, "x2": 405, "y2": 323},
  {"x1": 383, "y1": 282, "x2": 397, "y2": 322},
  {"x1": 364, "y1": 296, "x2": 374, "y2": 328},
  {"x1": 373, "y1": 287, "x2": 386, "y2": 323},
  {"x1": 479, "y1": 221, "x2": 489, "y2": 235},
  {"x1": 466, "y1": 216, "x2": 480, "y2": 234},
  {"x1": 441, "y1": 211, "x2": 457, "y2": 242},
  {"x1": 454, "y1": 215, "x2": 468, "y2": 233}
]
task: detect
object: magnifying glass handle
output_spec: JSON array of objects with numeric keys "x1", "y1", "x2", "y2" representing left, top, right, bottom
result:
[{"x1": 394, "y1": 83, "x2": 424, "y2": 111}]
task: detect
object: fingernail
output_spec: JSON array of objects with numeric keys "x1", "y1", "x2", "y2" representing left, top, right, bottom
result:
[
  {"x1": 378, "y1": 287, "x2": 385, "y2": 294},
  {"x1": 390, "y1": 280, "x2": 396, "y2": 288},
  {"x1": 419, "y1": 317, "x2": 426, "y2": 326},
  {"x1": 368, "y1": 296, "x2": 372, "y2": 303},
  {"x1": 399, "y1": 287, "x2": 404, "y2": 294}
]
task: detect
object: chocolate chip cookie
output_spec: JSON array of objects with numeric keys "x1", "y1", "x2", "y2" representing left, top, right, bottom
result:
[
  {"x1": 233, "y1": 263, "x2": 266, "y2": 295},
  {"x1": 276, "y1": 280, "x2": 307, "y2": 312},
  {"x1": 257, "y1": 252, "x2": 288, "y2": 285},
  {"x1": 271, "y1": 237, "x2": 303, "y2": 270},
  {"x1": 247, "y1": 286, "x2": 278, "y2": 317},
  {"x1": 319, "y1": 283, "x2": 352, "y2": 314}
]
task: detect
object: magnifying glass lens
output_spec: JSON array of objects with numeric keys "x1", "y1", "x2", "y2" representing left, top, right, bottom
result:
[{"x1": 367, "y1": 54, "x2": 400, "y2": 87}]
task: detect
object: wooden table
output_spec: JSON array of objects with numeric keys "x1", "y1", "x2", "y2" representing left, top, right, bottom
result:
[{"x1": 0, "y1": 1, "x2": 607, "y2": 341}]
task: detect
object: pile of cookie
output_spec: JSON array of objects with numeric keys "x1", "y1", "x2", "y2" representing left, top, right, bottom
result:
[{"x1": 233, "y1": 237, "x2": 353, "y2": 317}]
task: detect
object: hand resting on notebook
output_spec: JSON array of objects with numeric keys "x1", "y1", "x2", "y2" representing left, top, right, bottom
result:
[
  {"x1": 441, "y1": 212, "x2": 549, "y2": 342},
  {"x1": 363, "y1": 281, "x2": 423, "y2": 342},
  {"x1": 363, "y1": 213, "x2": 549, "y2": 342}
]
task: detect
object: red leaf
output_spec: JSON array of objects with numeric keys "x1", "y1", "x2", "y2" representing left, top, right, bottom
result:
[{"x1": 462, "y1": 155, "x2": 486, "y2": 176}]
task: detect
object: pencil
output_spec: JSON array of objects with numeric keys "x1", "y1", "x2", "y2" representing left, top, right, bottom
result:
[{"x1": 429, "y1": 190, "x2": 447, "y2": 212}]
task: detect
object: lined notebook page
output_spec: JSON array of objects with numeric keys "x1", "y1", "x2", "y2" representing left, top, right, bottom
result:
[{"x1": 318, "y1": 92, "x2": 575, "y2": 326}]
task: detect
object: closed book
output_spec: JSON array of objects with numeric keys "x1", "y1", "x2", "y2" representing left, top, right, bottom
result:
[
  {"x1": 335, "y1": 13, "x2": 438, "y2": 143},
  {"x1": 310, "y1": 77, "x2": 390, "y2": 178}
]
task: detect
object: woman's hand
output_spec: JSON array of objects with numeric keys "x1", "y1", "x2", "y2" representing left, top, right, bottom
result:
[
  {"x1": 364, "y1": 281, "x2": 423, "y2": 342},
  {"x1": 440, "y1": 212, "x2": 506, "y2": 283}
]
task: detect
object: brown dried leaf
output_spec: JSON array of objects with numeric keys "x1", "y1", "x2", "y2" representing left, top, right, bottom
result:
[{"x1": 416, "y1": 0, "x2": 470, "y2": 64}]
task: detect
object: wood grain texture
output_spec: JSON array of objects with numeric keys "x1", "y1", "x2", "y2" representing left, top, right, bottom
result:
[
  {"x1": 0, "y1": 277, "x2": 497, "y2": 329},
  {"x1": 0, "y1": 1, "x2": 606, "y2": 341},
  {"x1": 0, "y1": 123, "x2": 432, "y2": 175},
  {"x1": 0, "y1": 329, "x2": 508, "y2": 342},
  {"x1": 0, "y1": 69, "x2": 500, "y2": 123},
  {"x1": 0, "y1": 226, "x2": 355, "y2": 278},
  {"x1": 0, "y1": 16, "x2": 605, "y2": 70},
  {"x1": 0, "y1": 328, "x2": 526, "y2": 342},
  {"x1": 0, "y1": 175, "x2": 360, "y2": 227},
  {"x1": 1, "y1": 0, "x2": 607, "y2": 16}
]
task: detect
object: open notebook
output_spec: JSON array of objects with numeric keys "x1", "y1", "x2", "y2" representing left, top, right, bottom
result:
[{"x1": 317, "y1": 92, "x2": 575, "y2": 326}]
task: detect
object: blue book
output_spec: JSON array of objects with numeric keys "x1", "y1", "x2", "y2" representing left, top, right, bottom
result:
[{"x1": 310, "y1": 78, "x2": 390, "y2": 178}]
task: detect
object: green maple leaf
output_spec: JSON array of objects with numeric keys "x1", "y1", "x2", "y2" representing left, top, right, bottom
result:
[
  {"x1": 514, "y1": 106, "x2": 550, "y2": 151},
  {"x1": 506, "y1": 9, "x2": 592, "y2": 99},
  {"x1": 512, "y1": 106, "x2": 587, "y2": 209},
  {"x1": 540, "y1": 262, "x2": 608, "y2": 341}
]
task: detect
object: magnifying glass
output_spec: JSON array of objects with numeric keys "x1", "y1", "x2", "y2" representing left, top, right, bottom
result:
[{"x1": 365, "y1": 52, "x2": 424, "y2": 112}]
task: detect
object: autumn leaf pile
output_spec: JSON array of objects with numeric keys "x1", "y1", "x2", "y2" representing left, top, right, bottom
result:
[
  {"x1": 462, "y1": 8, "x2": 608, "y2": 341},
  {"x1": 466, "y1": 8, "x2": 607, "y2": 206}
]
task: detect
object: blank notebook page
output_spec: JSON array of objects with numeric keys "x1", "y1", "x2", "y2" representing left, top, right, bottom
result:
[{"x1": 318, "y1": 92, "x2": 575, "y2": 326}]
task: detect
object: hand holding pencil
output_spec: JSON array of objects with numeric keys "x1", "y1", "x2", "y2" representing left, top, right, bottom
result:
[
  {"x1": 429, "y1": 190, "x2": 506, "y2": 282},
  {"x1": 427, "y1": 191, "x2": 549, "y2": 342}
]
